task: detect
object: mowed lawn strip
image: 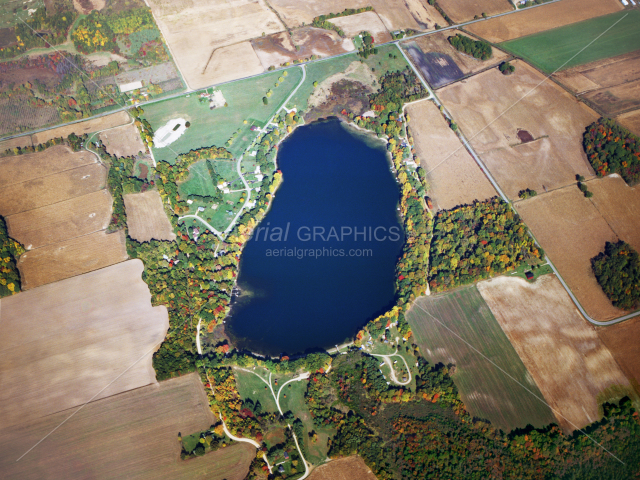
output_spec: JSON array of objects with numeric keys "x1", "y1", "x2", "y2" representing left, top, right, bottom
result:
[
  {"x1": 407, "y1": 286, "x2": 556, "y2": 431},
  {"x1": 501, "y1": 10, "x2": 640, "y2": 73}
]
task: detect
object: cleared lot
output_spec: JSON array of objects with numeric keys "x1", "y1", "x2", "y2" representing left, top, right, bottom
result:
[
  {"x1": 437, "y1": 0, "x2": 512, "y2": 23},
  {"x1": 0, "y1": 260, "x2": 168, "y2": 429},
  {"x1": 0, "y1": 373, "x2": 254, "y2": 479},
  {"x1": 125, "y1": 190, "x2": 177, "y2": 242},
  {"x1": 466, "y1": 0, "x2": 624, "y2": 43},
  {"x1": 146, "y1": 0, "x2": 283, "y2": 89},
  {"x1": 515, "y1": 187, "x2": 623, "y2": 321},
  {"x1": 17, "y1": 230, "x2": 128, "y2": 289},
  {"x1": 100, "y1": 122, "x2": 145, "y2": 158},
  {"x1": 477, "y1": 275, "x2": 634, "y2": 432},
  {"x1": 438, "y1": 61, "x2": 598, "y2": 199},
  {"x1": 406, "y1": 100, "x2": 495, "y2": 209}
]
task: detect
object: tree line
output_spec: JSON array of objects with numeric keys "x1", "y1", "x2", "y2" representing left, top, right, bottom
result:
[
  {"x1": 448, "y1": 34, "x2": 492, "y2": 60},
  {"x1": 592, "y1": 240, "x2": 640, "y2": 310},
  {"x1": 583, "y1": 118, "x2": 640, "y2": 184}
]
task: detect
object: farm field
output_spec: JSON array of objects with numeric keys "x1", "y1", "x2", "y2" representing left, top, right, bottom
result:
[
  {"x1": 437, "y1": 0, "x2": 512, "y2": 23},
  {"x1": 201, "y1": 42, "x2": 265, "y2": 87},
  {"x1": 6, "y1": 190, "x2": 113, "y2": 250},
  {"x1": 252, "y1": 27, "x2": 354, "y2": 70},
  {"x1": 330, "y1": 12, "x2": 392, "y2": 44},
  {"x1": 146, "y1": 0, "x2": 283, "y2": 89},
  {"x1": 0, "y1": 260, "x2": 168, "y2": 429},
  {"x1": 501, "y1": 11, "x2": 640, "y2": 74},
  {"x1": 406, "y1": 99, "x2": 496, "y2": 209},
  {"x1": 477, "y1": 275, "x2": 635, "y2": 431},
  {"x1": 617, "y1": 109, "x2": 640, "y2": 137},
  {"x1": 406, "y1": 286, "x2": 556, "y2": 431},
  {"x1": 100, "y1": 122, "x2": 145, "y2": 158},
  {"x1": 515, "y1": 186, "x2": 624, "y2": 321},
  {"x1": 124, "y1": 190, "x2": 177, "y2": 242},
  {"x1": 145, "y1": 67, "x2": 303, "y2": 162},
  {"x1": 402, "y1": 30, "x2": 509, "y2": 88},
  {"x1": 0, "y1": 373, "x2": 254, "y2": 480},
  {"x1": 438, "y1": 60, "x2": 598, "y2": 200},
  {"x1": 555, "y1": 51, "x2": 640, "y2": 116},
  {"x1": 307, "y1": 455, "x2": 377, "y2": 480},
  {"x1": 17, "y1": 229, "x2": 128, "y2": 289},
  {"x1": 466, "y1": 0, "x2": 624, "y2": 43},
  {"x1": 597, "y1": 317, "x2": 640, "y2": 396}
]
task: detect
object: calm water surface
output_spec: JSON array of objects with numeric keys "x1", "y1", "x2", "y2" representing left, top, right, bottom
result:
[{"x1": 225, "y1": 119, "x2": 403, "y2": 355}]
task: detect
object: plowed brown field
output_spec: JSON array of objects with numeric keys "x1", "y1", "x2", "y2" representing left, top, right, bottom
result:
[
  {"x1": 438, "y1": 0, "x2": 512, "y2": 23},
  {"x1": 330, "y1": 12, "x2": 392, "y2": 44},
  {"x1": 617, "y1": 109, "x2": 640, "y2": 137},
  {"x1": 597, "y1": 317, "x2": 640, "y2": 396},
  {"x1": 100, "y1": 122, "x2": 145, "y2": 158},
  {"x1": 125, "y1": 190, "x2": 176, "y2": 242},
  {"x1": 308, "y1": 456, "x2": 377, "y2": 480}
]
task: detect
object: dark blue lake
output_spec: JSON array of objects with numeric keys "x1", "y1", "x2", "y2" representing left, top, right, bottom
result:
[{"x1": 225, "y1": 119, "x2": 404, "y2": 355}]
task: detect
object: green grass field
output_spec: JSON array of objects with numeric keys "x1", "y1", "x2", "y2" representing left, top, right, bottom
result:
[
  {"x1": 501, "y1": 10, "x2": 640, "y2": 73},
  {"x1": 0, "y1": 0, "x2": 45, "y2": 29},
  {"x1": 233, "y1": 368, "x2": 279, "y2": 413},
  {"x1": 144, "y1": 67, "x2": 303, "y2": 163},
  {"x1": 406, "y1": 286, "x2": 556, "y2": 432}
]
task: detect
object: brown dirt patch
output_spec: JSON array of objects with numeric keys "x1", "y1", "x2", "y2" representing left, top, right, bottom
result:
[
  {"x1": 477, "y1": 275, "x2": 633, "y2": 432},
  {"x1": 252, "y1": 27, "x2": 354, "y2": 70},
  {"x1": 330, "y1": 11, "x2": 392, "y2": 44},
  {"x1": 146, "y1": 0, "x2": 283, "y2": 89},
  {"x1": 5, "y1": 190, "x2": 113, "y2": 250},
  {"x1": 0, "y1": 373, "x2": 254, "y2": 479},
  {"x1": 467, "y1": 0, "x2": 624, "y2": 43},
  {"x1": 597, "y1": 317, "x2": 640, "y2": 396},
  {"x1": 99, "y1": 122, "x2": 145, "y2": 157},
  {"x1": 125, "y1": 190, "x2": 177, "y2": 242},
  {"x1": 373, "y1": 0, "x2": 446, "y2": 31},
  {"x1": 438, "y1": 61, "x2": 599, "y2": 199},
  {"x1": 0, "y1": 162, "x2": 107, "y2": 216},
  {"x1": 0, "y1": 144, "x2": 95, "y2": 188},
  {"x1": 73, "y1": 0, "x2": 106, "y2": 14},
  {"x1": 617, "y1": 109, "x2": 640, "y2": 137},
  {"x1": 17, "y1": 229, "x2": 128, "y2": 289},
  {"x1": 30, "y1": 110, "x2": 131, "y2": 145},
  {"x1": 307, "y1": 456, "x2": 377, "y2": 480},
  {"x1": 0, "y1": 259, "x2": 168, "y2": 429},
  {"x1": 515, "y1": 187, "x2": 623, "y2": 321},
  {"x1": 406, "y1": 99, "x2": 496, "y2": 209},
  {"x1": 438, "y1": 0, "x2": 512, "y2": 23}
]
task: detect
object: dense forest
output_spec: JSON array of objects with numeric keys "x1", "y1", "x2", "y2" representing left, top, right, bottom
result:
[
  {"x1": 592, "y1": 241, "x2": 640, "y2": 310},
  {"x1": 448, "y1": 34, "x2": 492, "y2": 60},
  {"x1": 0, "y1": 216, "x2": 24, "y2": 298},
  {"x1": 583, "y1": 118, "x2": 640, "y2": 184},
  {"x1": 428, "y1": 198, "x2": 542, "y2": 292}
]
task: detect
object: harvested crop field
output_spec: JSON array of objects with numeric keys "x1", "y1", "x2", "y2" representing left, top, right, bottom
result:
[
  {"x1": 0, "y1": 162, "x2": 107, "y2": 216},
  {"x1": 0, "y1": 373, "x2": 255, "y2": 479},
  {"x1": 0, "y1": 260, "x2": 168, "y2": 429},
  {"x1": 307, "y1": 455, "x2": 377, "y2": 480},
  {"x1": 267, "y1": 0, "x2": 370, "y2": 28},
  {"x1": 17, "y1": 230, "x2": 128, "y2": 289},
  {"x1": 100, "y1": 122, "x2": 145, "y2": 158},
  {"x1": 330, "y1": 12, "x2": 392, "y2": 44},
  {"x1": 125, "y1": 190, "x2": 177, "y2": 242},
  {"x1": 30, "y1": 110, "x2": 131, "y2": 145},
  {"x1": 617, "y1": 109, "x2": 640, "y2": 137},
  {"x1": 5, "y1": 190, "x2": 113, "y2": 250},
  {"x1": 515, "y1": 187, "x2": 624, "y2": 321},
  {"x1": 477, "y1": 275, "x2": 634, "y2": 432},
  {"x1": 597, "y1": 317, "x2": 640, "y2": 396},
  {"x1": 406, "y1": 100, "x2": 495, "y2": 209},
  {"x1": 466, "y1": 0, "x2": 624, "y2": 43},
  {"x1": 438, "y1": 61, "x2": 598, "y2": 199},
  {"x1": 437, "y1": 0, "x2": 512, "y2": 23},
  {"x1": 372, "y1": 0, "x2": 446, "y2": 32},
  {"x1": 406, "y1": 286, "x2": 556, "y2": 431},
  {"x1": 402, "y1": 30, "x2": 509, "y2": 88},
  {"x1": 252, "y1": 27, "x2": 354, "y2": 69},
  {"x1": 146, "y1": 0, "x2": 283, "y2": 89}
]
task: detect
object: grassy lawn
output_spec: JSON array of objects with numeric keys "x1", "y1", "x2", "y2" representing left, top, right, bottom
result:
[
  {"x1": 233, "y1": 368, "x2": 279, "y2": 413},
  {"x1": 505, "y1": 262, "x2": 553, "y2": 282},
  {"x1": 406, "y1": 286, "x2": 556, "y2": 432},
  {"x1": 145, "y1": 67, "x2": 303, "y2": 163},
  {"x1": 501, "y1": 10, "x2": 640, "y2": 73}
]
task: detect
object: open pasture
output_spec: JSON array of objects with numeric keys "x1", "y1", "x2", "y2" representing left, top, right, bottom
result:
[
  {"x1": 437, "y1": 0, "x2": 512, "y2": 23},
  {"x1": 467, "y1": 0, "x2": 624, "y2": 43},
  {"x1": 124, "y1": 190, "x2": 177, "y2": 243},
  {"x1": 307, "y1": 455, "x2": 377, "y2": 480},
  {"x1": 329, "y1": 12, "x2": 392, "y2": 44},
  {"x1": 233, "y1": 368, "x2": 279, "y2": 413},
  {"x1": 100, "y1": 122, "x2": 145, "y2": 158},
  {"x1": 6, "y1": 190, "x2": 112, "y2": 250},
  {"x1": 0, "y1": 373, "x2": 254, "y2": 480},
  {"x1": 0, "y1": 260, "x2": 168, "y2": 429},
  {"x1": 501, "y1": 10, "x2": 640, "y2": 74},
  {"x1": 477, "y1": 275, "x2": 634, "y2": 431},
  {"x1": 438, "y1": 61, "x2": 598, "y2": 199},
  {"x1": 514, "y1": 186, "x2": 624, "y2": 321},
  {"x1": 146, "y1": 0, "x2": 283, "y2": 89},
  {"x1": 406, "y1": 286, "x2": 556, "y2": 431},
  {"x1": 17, "y1": 229, "x2": 128, "y2": 289},
  {"x1": 406, "y1": 100, "x2": 495, "y2": 209},
  {"x1": 146, "y1": 67, "x2": 302, "y2": 162}
]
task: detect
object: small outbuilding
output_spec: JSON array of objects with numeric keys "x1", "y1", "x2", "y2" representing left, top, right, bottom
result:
[{"x1": 525, "y1": 271, "x2": 534, "y2": 280}]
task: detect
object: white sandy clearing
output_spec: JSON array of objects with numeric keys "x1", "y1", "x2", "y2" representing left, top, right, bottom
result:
[{"x1": 153, "y1": 117, "x2": 187, "y2": 148}]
